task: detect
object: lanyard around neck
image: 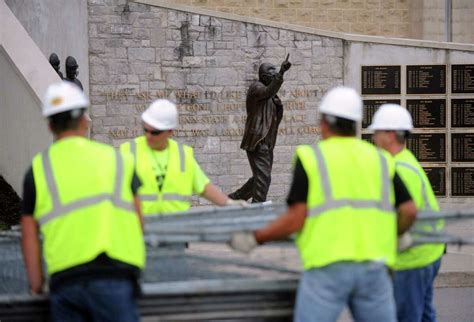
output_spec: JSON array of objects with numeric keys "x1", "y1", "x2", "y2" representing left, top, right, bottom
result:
[
  {"x1": 149, "y1": 148, "x2": 169, "y2": 173},
  {"x1": 149, "y1": 149, "x2": 169, "y2": 191}
]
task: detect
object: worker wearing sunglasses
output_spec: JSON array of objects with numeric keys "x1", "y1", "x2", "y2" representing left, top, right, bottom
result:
[{"x1": 121, "y1": 99, "x2": 247, "y2": 216}]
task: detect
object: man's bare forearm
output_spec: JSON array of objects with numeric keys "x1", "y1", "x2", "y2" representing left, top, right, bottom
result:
[
  {"x1": 397, "y1": 200, "x2": 417, "y2": 235},
  {"x1": 201, "y1": 183, "x2": 229, "y2": 206},
  {"x1": 133, "y1": 195, "x2": 144, "y2": 232},
  {"x1": 21, "y1": 216, "x2": 43, "y2": 294}
]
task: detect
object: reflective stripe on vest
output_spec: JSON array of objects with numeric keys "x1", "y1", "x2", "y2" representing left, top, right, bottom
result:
[
  {"x1": 308, "y1": 145, "x2": 393, "y2": 217},
  {"x1": 395, "y1": 161, "x2": 433, "y2": 211},
  {"x1": 38, "y1": 149, "x2": 134, "y2": 226},
  {"x1": 139, "y1": 193, "x2": 193, "y2": 202},
  {"x1": 395, "y1": 161, "x2": 440, "y2": 233}
]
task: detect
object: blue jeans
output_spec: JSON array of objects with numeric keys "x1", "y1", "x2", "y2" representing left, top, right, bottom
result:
[
  {"x1": 294, "y1": 261, "x2": 396, "y2": 322},
  {"x1": 393, "y1": 258, "x2": 442, "y2": 322},
  {"x1": 50, "y1": 278, "x2": 140, "y2": 322}
]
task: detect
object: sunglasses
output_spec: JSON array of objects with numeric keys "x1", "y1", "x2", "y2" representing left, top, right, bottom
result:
[{"x1": 143, "y1": 127, "x2": 165, "y2": 135}]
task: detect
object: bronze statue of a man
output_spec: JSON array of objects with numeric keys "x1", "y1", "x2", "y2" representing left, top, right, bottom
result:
[
  {"x1": 229, "y1": 55, "x2": 291, "y2": 203},
  {"x1": 65, "y1": 56, "x2": 83, "y2": 91}
]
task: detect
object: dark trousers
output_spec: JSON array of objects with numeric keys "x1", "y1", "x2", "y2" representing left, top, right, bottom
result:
[
  {"x1": 229, "y1": 142, "x2": 273, "y2": 203},
  {"x1": 50, "y1": 278, "x2": 139, "y2": 322},
  {"x1": 393, "y1": 258, "x2": 442, "y2": 322}
]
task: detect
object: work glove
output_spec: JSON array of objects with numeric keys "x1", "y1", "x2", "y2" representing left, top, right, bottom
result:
[
  {"x1": 397, "y1": 233, "x2": 413, "y2": 252},
  {"x1": 226, "y1": 199, "x2": 249, "y2": 207},
  {"x1": 230, "y1": 232, "x2": 258, "y2": 254}
]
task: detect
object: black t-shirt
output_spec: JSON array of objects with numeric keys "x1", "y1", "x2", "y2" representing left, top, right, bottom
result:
[
  {"x1": 20, "y1": 166, "x2": 142, "y2": 291},
  {"x1": 21, "y1": 166, "x2": 141, "y2": 215},
  {"x1": 287, "y1": 157, "x2": 412, "y2": 207}
]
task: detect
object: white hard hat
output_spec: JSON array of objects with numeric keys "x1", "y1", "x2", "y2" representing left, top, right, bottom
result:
[
  {"x1": 319, "y1": 86, "x2": 362, "y2": 122},
  {"x1": 141, "y1": 99, "x2": 178, "y2": 130},
  {"x1": 368, "y1": 104, "x2": 414, "y2": 131},
  {"x1": 42, "y1": 81, "x2": 89, "y2": 117}
]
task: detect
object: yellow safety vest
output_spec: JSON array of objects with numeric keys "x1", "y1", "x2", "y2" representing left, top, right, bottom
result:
[
  {"x1": 393, "y1": 148, "x2": 444, "y2": 271},
  {"x1": 32, "y1": 137, "x2": 145, "y2": 275},
  {"x1": 120, "y1": 136, "x2": 195, "y2": 215},
  {"x1": 295, "y1": 137, "x2": 397, "y2": 269}
]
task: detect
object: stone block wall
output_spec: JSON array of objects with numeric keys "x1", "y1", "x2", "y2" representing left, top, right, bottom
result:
[
  {"x1": 169, "y1": 0, "x2": 411, "y2": 38},
  {"x1": 158, "y1": 0, "x2": 474, "y2": 43},
  {"x1": 88, "y1": 0, "x2": 343, "y2": 202}
]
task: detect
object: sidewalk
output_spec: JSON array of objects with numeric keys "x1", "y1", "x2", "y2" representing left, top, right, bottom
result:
[{"x1": 436, "y1": 217, "x2": 474, "y2": 288}]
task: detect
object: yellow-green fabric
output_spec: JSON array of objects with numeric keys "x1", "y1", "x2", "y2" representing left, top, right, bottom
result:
[
  {"x1": 149, "y1": 145, "x2": 209, "y2": 193},
  {"x1": 32, "y1": 137, "x2": 145, "y2": 275},
  {"x1": 150, "y1": 148, "x2": 169, "y2": 177},
  {"x1": 393, "y1": 148, "x2": 444, "y2": 271},
  {"x1": 295, "y1": 137, "x2": 397, "y2": 270},
  {"x1": 120, "y1": 136, "x2": 209, "y2": 215}
]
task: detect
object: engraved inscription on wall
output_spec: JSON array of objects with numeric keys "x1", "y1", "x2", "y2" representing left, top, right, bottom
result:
[{"x1": 102, "y1": 88, "x2": 317, "y2": 140}]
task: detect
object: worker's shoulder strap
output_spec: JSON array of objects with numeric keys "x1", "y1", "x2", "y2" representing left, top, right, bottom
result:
[
  {"x1": 395, "y1": 161, "x2": 433, "y2": 211},
  {"x1": 171, "y1": 139, "x2": 187, "y2": 173}
]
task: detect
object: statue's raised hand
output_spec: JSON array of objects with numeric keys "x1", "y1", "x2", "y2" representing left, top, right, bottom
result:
[{"x1": 280, "y1": 53, "x2": 292, "y2": 74}]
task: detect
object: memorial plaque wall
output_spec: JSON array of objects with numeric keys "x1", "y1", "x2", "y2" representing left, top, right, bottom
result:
[
  {"x1": 406, "y1": 99, "x2": 446, "y2": 128},
  {"x1": 452, "y1": 133, "x2": 474, "y2": 162},
  {"x1": 362, "y1": 99, "x2": 401, "y2": 128},
  {"x1": 452, "y1": 65, "x2": 474, "y2": 93},
  {"x1": 423, "y1": 167, "x2": 446, "y2": 196},
  {"x1": 452, "y1": 168, "x2": 474, "y2": 196},
  {"x1": 361, "y1": 66, "x2": 401, "y2": 95},
  {"x1": 361, "y1": 63, "x2": 474, "y2": 198},
  {"x1": 452, "y1": 99, "x2": 474, "y2": 127},
  {"x1": 450, "y1": 65, "x2": 474, "y2": 197},
  {"x1": 406, "y1": 65, "x2": 446, "y2": 94}
]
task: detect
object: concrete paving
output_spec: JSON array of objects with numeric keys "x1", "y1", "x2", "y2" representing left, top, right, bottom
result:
[
  {"x1": 436, "y1": 217, "x2": 474, "y2": 288},
  {"x1": 187, "y1": 241, "x2": 474, "y2": 321},
  {"x1": 338, "y1": 287, "x2": 474, "y2": 322}
]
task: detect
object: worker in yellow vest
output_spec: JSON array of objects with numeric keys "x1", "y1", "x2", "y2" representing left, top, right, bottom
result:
[
  {"x1": 21, "y1": 82, "x2": 145, "y2": 322},
  {"x1": 230, "y1": 87, "x2": 417, "y2": 322},
  {"x1": 369, "y1": 104, "x2": 445, "y2": 322},
  {"x1": 120, "y1": 99, "x2": 246, "y2": 216}
]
